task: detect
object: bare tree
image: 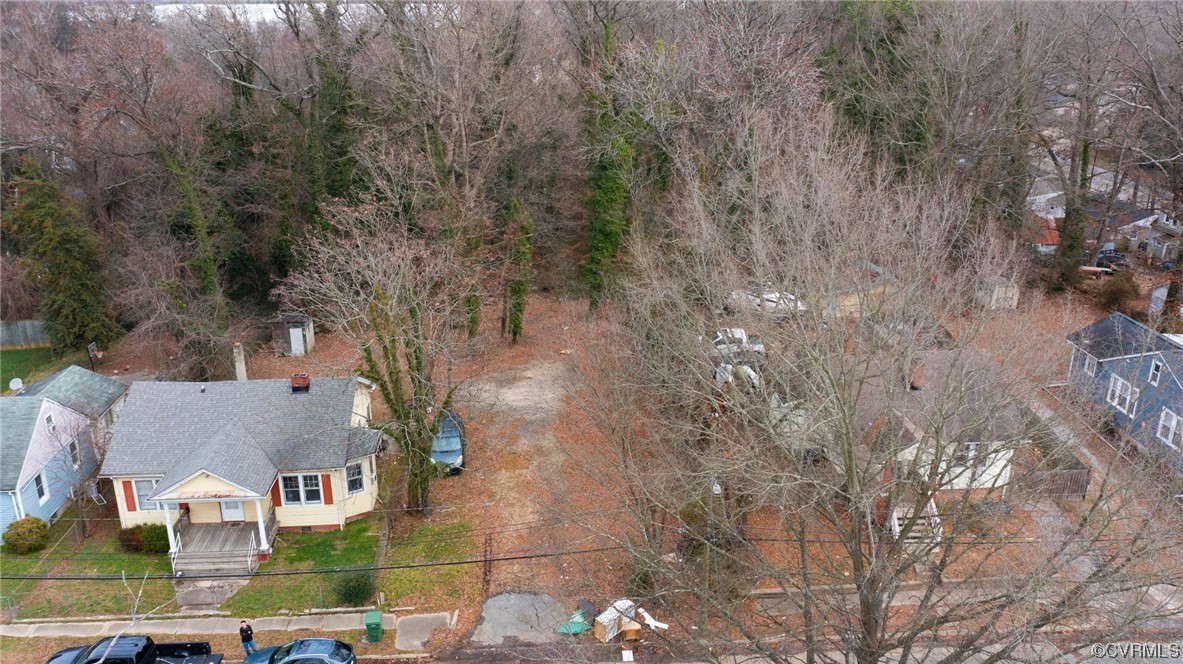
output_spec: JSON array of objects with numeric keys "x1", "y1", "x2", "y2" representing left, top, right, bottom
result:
[{"x1": 567, "y1": 13, "x2": 1182, "y2": 663}]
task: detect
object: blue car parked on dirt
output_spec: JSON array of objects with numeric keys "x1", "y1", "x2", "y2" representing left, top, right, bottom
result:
[
  {"x1": 431, "y1": 410, "x2": 467, "y2": 474},
  {"x1": 244, "y1": 639, "x2": 354, "y2": 664}
]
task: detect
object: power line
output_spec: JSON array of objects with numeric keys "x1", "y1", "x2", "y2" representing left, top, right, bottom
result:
[{"x1": 0, "y1": 544, "x2": 623, "y2": 582}]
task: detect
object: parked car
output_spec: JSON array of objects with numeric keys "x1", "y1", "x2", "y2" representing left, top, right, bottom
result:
[
  {"x1": 709, "y1": 328, "x2": 766, "y2": 363},
  {"x1": 245, "y1": 639, "x2": 355, "y2": 664},
  {"x1": 714, "y1": 363, "x2": 762, "y2": 392},
  {"x1": 1097, "y1": 253, "x2": 1128, "y2": 269},
  {"x1": 726, "y1": 287, "x2": 805, "y2": 317},
  {"x1": 47, "y1": 636, "x2": 222, "y2": 664},
  {"x1": 431, "y1": 410, "x2": 467, "y2": 474}
]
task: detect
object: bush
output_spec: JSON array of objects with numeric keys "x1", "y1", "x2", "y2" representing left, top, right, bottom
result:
[
  {"x1": 140, "y1": 524, "x2": 170, "y2": 554},
  {"x1": 118, "y1": 525, "x2": 144, "y2": 552},
  {"x1": 3, "y1": 516, "x2": 49, "y2": 554},
  {"x1": 1097, "y1": 272, "x2": 1140, "y2": 313},
  {"x1": 334, "y1": 571, "x2": 374, "y2": 606}
]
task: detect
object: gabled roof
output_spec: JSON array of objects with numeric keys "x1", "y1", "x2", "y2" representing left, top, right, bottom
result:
[
  {"x1": 101, "y1": 378, "x2": 381, "y2": 484},
  {"x1": 150, "y1": 420, "x2": 277, "y2": 499},
  {"x1": 19, "y1": 365, "x2": 128, "y2": 419},
  {"x1": 0, "y1": 398, "x2": 43, "y2": 491},
  {"x1": 1067, "y1": 313, "x2": 1183, "y2": 360}
]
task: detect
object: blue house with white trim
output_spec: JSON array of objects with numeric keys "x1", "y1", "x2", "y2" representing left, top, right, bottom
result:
[
  {"x1": 1066, "y1": 313, "x2": 1183, "y2": 472},
  {"x1": 1, "y1": 367, "x2": 128, "y2": 533}
]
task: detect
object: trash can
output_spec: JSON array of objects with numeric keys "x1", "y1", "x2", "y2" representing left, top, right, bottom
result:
[{"x1": 365, "y1": 610, "x2": 383, "y2": 643}]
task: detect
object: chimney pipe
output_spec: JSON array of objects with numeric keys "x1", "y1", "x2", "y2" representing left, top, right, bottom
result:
[{"x1": 233, "y1": 342, "x2": 248, "y2": 382}]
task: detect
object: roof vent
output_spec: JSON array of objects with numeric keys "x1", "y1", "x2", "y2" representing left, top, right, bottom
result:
[
  {"x1": 291, "y1": 373, "x2": 311, "y2": 393},
  {"x1": 200, "y1": 384, "x2": 206, "y2": 394}
]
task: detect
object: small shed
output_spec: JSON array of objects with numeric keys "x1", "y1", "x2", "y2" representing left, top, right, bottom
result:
[{"x1": 270, "y1": 313, "x2": 315, "y2": 356}]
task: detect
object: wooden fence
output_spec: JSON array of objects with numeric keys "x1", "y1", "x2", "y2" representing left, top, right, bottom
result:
[
  {"x1": 0, "y1": 320, "x2": 48, "y2": 349},
  {"x1": 1019, "y1": 468, "x2": 1091, "y2": 500}
]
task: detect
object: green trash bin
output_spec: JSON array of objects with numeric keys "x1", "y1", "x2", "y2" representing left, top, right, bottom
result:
[{"x1": 365, "y1": 610, "x2": 383, "y2": 643}]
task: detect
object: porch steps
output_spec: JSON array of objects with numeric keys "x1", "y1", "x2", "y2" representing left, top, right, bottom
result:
[{"x1": 172, "y1": 550, "x2": 256, "y2": 576}]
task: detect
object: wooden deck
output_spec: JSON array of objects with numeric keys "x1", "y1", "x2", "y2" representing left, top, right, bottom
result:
[{"x1": 180, "y1": 523, "x2": 258, "y2": 553}]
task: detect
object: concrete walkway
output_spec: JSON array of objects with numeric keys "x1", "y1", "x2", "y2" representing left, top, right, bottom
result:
[{"x1": 0, "y1": 610, "x2": 453, "y2": 650}]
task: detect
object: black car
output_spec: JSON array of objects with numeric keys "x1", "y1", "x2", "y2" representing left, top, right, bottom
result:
[
  {"x1": 245, "y1": 639, "x2": 354, "y2": 664},
  {"x1": 1097, "y1": 253, "x2": 1128, "y2": 269},
  {"x1": 431, "y1": 410, "x2": 467, "y2": 474}
]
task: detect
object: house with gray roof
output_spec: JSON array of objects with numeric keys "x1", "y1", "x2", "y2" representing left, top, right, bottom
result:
[
  {"x1": 1, "y1": 367, "x2": 127, "y2": 534},
  {"x1": 99, "y1": 375, "x2": 382, "y2": 574},
  {"x1": 1067, "y1": 313, "x2": 1183, "y2": 472}
]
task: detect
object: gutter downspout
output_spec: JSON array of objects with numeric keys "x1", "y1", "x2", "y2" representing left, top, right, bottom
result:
[{"x1": 13, "y1": 489, "x2": 26, "y2": 520}]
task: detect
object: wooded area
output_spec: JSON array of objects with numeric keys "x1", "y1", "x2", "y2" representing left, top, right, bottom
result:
[{"x1": 2, "y1": 3, "x2": 1182, "y2": 662}]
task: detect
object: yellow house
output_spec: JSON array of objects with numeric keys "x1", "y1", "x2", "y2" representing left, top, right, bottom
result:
[{"x1": 99, "y1": 375, "x2": 382, "y2": 575}]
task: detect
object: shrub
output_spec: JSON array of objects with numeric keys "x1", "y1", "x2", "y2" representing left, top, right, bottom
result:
[
  {"x1": 334, "y1": 571, "x2": 374, "y2": 606},
  {"x1": 140, "y1": 524, "x2": 170, "y2": 554},
  {"x1": 118, "y1": 525, "x2": 144, "y2": 552},
  {"x1": 1097, "y1": 272, "x2": 1140, "y2": 313},
  {"x1": 3, "y1": 516, "x2": 49, "y2": 554}
]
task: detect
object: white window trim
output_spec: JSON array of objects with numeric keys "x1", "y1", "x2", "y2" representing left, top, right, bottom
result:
[
  {"x1": 1148, "y1": 359, "x2": 1163, "y2": 386},
  {"x1": 68, "y1": 439, "x2": 81, "y2": 470},
  {"x1": 280, "y1": 473, "x2": 324, "y2": 506},
  {"x1": 1158, "y1": 409, "x2": 1181, "y2": 450},
  {"x1": 34, "y1": 472, "x2": 50, "y2": 505},
  {"x1": 132, "y1": 478, "x2": 161, "y2": 512},
  {"x1": 1106, "y1": 374, "x2": 1139, "y2": 416},
  {"x1": 346, "y1": 463, "x2": 365, "y2": 496},
  {"x1": 1083, "y1": 353, "x2": 1098, "y2": 377}
]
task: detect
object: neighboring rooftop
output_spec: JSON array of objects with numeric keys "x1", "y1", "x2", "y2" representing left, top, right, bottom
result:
[
  {"x1": 18, "y1": 365, "x2": 128, "y2": 419},
  {"x1": 271, "y1": 312, "x2": 312, "y2": 324},
  {"x1": 0, "y1": 397, "x2": 44, "y2": 491},
  {"x1": 1067, "y1": 313, "x2": 1183, "y2": 360}
]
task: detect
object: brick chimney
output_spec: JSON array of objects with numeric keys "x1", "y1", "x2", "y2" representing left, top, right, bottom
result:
[
  {"x1": 291, "y1": 373, "x2": 311, "y2": 393},
  {"x1": 233, "y1": 342, "x2": 248, "y2": 382}
]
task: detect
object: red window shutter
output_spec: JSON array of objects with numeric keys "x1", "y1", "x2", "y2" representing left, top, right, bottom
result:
[
  {"x1": 322, "y1": 473, "x2": 334, "y2": 505},
  {"x1": 270, "y1": 479, "x2": 282, "y2": 506},
  {"x1": 123, "y1": 481, "x2": 137, "y2": 512}
]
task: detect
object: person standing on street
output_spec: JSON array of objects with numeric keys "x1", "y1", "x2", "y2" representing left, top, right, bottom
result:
[{"x1": 240, "y1": 619, "x2": 258, "y2": 655}]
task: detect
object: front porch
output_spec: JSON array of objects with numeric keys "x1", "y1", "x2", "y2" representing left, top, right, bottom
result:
[{"x1": 169, "y1": 504, "x2": 278, "y2": 576}]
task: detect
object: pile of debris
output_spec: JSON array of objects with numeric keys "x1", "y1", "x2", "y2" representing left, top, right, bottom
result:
[{"x1": 558, "y1": 598, "x2": 669, "y2": 662}]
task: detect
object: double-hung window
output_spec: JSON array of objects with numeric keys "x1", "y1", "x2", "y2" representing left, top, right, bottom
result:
[
  {"x1": 954, "y1": 442, "x2": 992, "y2": 470},
  {"x1": 34, "y1": 472, "x2": 49, "y2": 504},
  {"x1": 346, "y1": 463, "x2": 365, "y2": 495},
  {"x1": 1158, "y1": 409, "x2": 1181, "y2": 450},
  {"x1": 280, "y1": 474, "x2": 323, "y2": 505},
  {"x1": 45, "y1": 414, "x2": 56, "y2": 435},
  {"x1": 1106, "y1": 375, "x2": 1138, "y2": 415},
  {"x1": 133, "y1": 478, "x2": 160, "y2": 511},
  {"x1": 1148, "y1": 359, "x2": 1164, "y2": 386},
  {"x1": 68, "y1": 440, "x2": 81, "y2": 469},
  {"x1": 1082, "y1": 353, "x2": 1098, "y2": 377}
]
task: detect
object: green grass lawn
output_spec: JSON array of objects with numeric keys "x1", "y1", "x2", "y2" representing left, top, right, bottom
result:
[
  {"x1": 381, "y1": 522, "x2": 480, "y2": 610},
  {"x1": 0, "y1": 508, "x2": 174, "y2": 618},
  {"x1": 0, "y1": 346, "x2": 55, "y2": 390},
  {"x1": 220, "y1": 516, "x2": 382, "y2": 617}
]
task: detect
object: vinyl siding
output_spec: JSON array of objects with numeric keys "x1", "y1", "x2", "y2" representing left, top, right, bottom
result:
[
  {"x1": 19, "y1": 437, "x2": 90, "y2": 525},
  {"x1": 111, "y1": 477, "x2": 169, "y2": 528},
  {"x1": 0, "y1": 492, "x2": 20, "y2": 532},
  {"x1": 340, "y1": 457, "x2": 378, "y2": 520},
  {"x1": 187, "y1": 496, "x2": 272, "y2": 524},
  {"x1": 1069, "y1": 347, "x2": 1183, "y2": 471},
  {"x1": 159, "y1": 472, "x2": 256, "y2": 500}
]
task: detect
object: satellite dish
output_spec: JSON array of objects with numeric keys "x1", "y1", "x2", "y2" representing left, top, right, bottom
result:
[{"x1": 8, "y1": 378, "x2": 24, "y2": 391}]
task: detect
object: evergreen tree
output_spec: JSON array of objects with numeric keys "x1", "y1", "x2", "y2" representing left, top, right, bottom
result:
[{"x1": 1, "y1": 161, "x2": 120, "y2": 352}]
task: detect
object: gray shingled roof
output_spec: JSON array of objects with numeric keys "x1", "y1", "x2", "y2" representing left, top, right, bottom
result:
[
  {"x1": 101, "y1": 378, "x2": 381, "y2": 493},
  {"x1": 19, "y1": 365, "x2": 128, "y2": 419},
  {"x1": 0, "y1": 398, "x2": 44, "y2": 491},
  {"x1": 1067, "y1": 313, "x2": 1183, "y2": 360},
  {"x1": 150, "y1": 420, "x2": 278, "y2": 499}
]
